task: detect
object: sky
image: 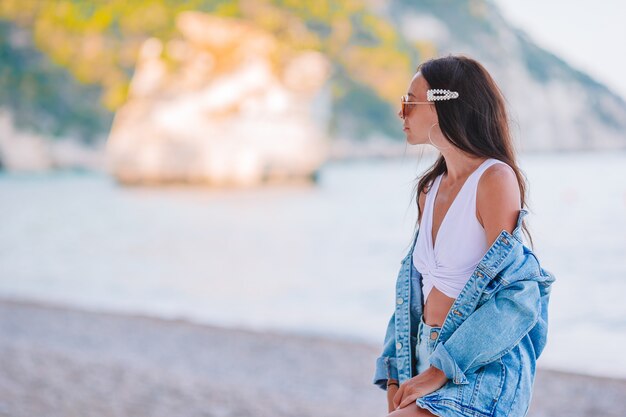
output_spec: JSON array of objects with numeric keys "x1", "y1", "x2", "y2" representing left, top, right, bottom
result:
[{"x1": 492, "y1": 0, "x2": 626, "y2": 100}]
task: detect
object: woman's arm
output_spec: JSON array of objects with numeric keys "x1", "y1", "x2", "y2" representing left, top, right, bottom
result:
[{"x1": 386, "y1": 378, "x2": 399, "y2": 412}]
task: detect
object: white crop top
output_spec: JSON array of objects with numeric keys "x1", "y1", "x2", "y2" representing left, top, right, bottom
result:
[{"x1": 412, "y1": 158, "x2": 508, "y2": 303}]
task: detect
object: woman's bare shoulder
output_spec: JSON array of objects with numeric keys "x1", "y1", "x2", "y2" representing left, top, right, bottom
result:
[{"x1": 476, "y1": 162, "x2": 521, "y2": 245}]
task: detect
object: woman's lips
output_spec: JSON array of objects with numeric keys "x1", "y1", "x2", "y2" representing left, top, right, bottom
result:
[{"x1": 403, "y1": 127, "x2": 409, "y2": 131}]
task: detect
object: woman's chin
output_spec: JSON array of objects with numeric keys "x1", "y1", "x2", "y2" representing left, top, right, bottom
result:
[{"x1": 404, "y1": 134, "x2": 419, "y2": 144}]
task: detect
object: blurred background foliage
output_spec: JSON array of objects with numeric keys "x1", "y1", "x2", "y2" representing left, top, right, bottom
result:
[{"x1": 0, "y1": 0, "x2": 431, "y2": 142}]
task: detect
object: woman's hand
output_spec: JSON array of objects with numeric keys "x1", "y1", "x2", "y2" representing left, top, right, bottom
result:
[{"x1": 393, "y1": 366, "x2": 449, "y2": 410}]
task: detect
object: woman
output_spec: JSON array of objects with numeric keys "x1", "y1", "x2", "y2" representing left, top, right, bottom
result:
[{"x1": 372, "y1": 55, "x2": 556, "y2": 417}]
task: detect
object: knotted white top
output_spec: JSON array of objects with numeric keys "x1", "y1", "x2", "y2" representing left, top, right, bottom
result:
[{"x1": 413, "y1": 158, "x2": 508, "y2": 303}]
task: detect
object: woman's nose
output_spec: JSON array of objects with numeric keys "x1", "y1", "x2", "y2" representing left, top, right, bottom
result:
[{"x1": 397, "y1": 108, "x2": 403, "y2": 119}]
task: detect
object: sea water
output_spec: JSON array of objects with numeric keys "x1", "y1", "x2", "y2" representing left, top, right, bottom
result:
[{"x1": 0, "y1": 150, "x2": 624, "y2": 378}]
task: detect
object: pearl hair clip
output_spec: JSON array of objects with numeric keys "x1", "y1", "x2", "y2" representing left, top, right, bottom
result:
[{"x1": 427, "y1": 89, "x2": 460, "y2": 101}]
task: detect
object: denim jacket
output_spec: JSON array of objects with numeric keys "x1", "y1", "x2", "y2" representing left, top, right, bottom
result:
[{"x1": 372, "y1": 209, "x2": 556, "y2": 417}]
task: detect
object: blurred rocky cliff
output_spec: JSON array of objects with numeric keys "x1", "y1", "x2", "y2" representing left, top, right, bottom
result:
[
  {"x1": 106, "y1": 12, "x2": 331, "y2": 185},
  {"x1": 1, "y1": 0, "x2": 625, "y2": 177}
]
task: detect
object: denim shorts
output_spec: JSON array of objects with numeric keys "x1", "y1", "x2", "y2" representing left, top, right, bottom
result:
[{"x1": 415, "y1": 314, "x2": 442, "y2": 374}]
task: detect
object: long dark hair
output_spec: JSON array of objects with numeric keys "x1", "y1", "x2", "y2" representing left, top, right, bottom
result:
[{"x1": 407, "y1": 54, "x2": 534, "y2": 250}]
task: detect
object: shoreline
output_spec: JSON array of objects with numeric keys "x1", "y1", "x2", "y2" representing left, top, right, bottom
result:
[{"x1": 1, "y1": 296, "x2": 625, "y2": 417}]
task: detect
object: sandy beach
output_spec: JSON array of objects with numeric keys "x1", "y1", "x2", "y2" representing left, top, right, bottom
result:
[{"x1": 0, "y1": 297, "x2": 624, "y2": 417}]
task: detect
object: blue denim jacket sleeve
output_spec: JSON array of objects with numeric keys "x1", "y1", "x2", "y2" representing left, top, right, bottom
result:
[
  {"x1": 428, "y1": 278, "x2": 541, "y2": 385},
  {"x1": 372, "y1": 310, "x2": 399, "y2": 391}
]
